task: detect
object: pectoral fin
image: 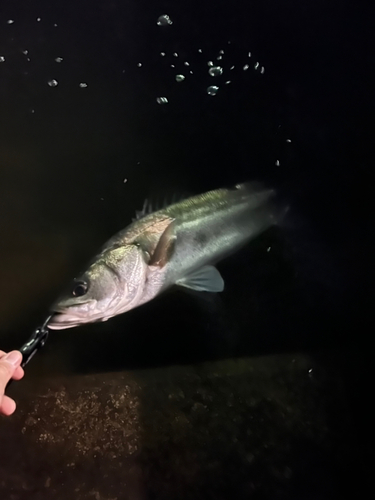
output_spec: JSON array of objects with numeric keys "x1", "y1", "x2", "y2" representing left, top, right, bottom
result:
[
  {"x1": 149, "y1": 220, "x2": 176, "y2": 268},
  {"x1": 176, "y1": 265, "x2": 224, "y2": 292}
]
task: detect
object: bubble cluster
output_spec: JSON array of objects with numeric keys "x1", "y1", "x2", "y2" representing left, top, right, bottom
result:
[
  {"x1": 1, "y1": 21, "x2": 94, "y2": 103},
  {"x1": 148, "y1": 17, "x2": 268, "y2": 104}
]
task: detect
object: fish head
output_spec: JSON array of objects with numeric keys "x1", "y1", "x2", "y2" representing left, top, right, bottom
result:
[{"x1": 48, "y1": 244, "x2": 148, "y2": 329}]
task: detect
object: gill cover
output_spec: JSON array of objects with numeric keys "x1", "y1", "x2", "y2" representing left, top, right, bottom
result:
[{"x1": 49, "y1": 244, "x2": 148, "y2": 329}]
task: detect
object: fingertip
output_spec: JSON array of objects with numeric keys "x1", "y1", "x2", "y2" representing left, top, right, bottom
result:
[
  {"x1": 3, "y1": 350, "x2": 22, "y2": 367},
  {"x1": 12, "y1": 366, "x2": 25, "y2": 380},
  {"x1": 0, "y1": 395, "x2": 16, "y2": 416}
]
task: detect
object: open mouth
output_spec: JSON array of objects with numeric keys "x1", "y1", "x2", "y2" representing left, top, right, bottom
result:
[
  {"x1": 47, "y1": 312, "x2": 85, "y2": 330},
  {"x1": 47, "y1": 299, "x2": 97, "y2": 330}
]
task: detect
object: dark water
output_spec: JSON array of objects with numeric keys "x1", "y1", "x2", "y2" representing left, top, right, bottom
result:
[{"x1": 0, "y1": 0, "x2": 373, "y2": 497}]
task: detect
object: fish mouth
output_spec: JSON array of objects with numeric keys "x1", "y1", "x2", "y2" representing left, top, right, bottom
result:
[
  {"x1": 48, "y1": 300, "x2": 98, "y2": 330},
  {"x1": 47, "y1": 312, "x2": 87, "y2": 330}
]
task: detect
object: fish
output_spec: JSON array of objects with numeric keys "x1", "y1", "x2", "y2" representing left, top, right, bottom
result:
[{"x1": 48, "y1": 183, "x2": 283, "y2": 329}]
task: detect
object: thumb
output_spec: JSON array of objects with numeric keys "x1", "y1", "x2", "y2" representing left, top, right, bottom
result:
[{"x1": 0, "y1": 351, "x2": 22, "y2": 383}]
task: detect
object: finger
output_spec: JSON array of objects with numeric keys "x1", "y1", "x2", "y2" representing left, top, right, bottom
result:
[
  {"x1": 0, "y1": 349, "x2": 22, "y2": 361},
  {"x1": 0, "y1": 351, "x2": 22, "y2": 392},
  {"x1": 0, "y1": 395, "x2": 16, "y2": 416},
  {"x1": 12, "y1": 366, "x2": 25, "y2": 381}
]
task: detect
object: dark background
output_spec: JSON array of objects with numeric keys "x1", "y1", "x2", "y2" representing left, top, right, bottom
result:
[{"x1": 0, "y1": 0, "x2": 373, "y2": 496}]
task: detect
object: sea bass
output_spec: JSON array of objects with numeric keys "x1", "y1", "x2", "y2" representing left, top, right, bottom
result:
[{"x1": 48, "y1": 183, "x2": 282, "y2": 329}]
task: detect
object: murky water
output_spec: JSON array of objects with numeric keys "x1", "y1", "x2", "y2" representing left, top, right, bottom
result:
[{"x1": 0, "y1": 1, "x2": 372, "y2": 498}]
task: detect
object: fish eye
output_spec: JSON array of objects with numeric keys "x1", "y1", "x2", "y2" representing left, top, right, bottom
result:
[{"x1": 72, "y1": 281, "x2": 88, "y2": 297}]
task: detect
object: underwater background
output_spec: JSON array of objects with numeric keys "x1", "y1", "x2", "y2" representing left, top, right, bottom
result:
[{"x1": 0, "y1": 1, "x2": 373, "y2": 498}]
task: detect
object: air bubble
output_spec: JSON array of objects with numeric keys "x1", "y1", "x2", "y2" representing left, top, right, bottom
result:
[
  {"x1": 48, "y1": 79, "x2": 58, "y2": 87},
  {"x1": 208, "y1": 66, "x2": 223, "y2": 77},
  {"x1": 207, "y1": 86, "x2": 219, "y2": 96},
  {"x1": 156, "y1": 97, "x2": 168, "y2": 104},
  {"x1": 175, "y1": 75, "x2": 185, "y2": 82},
  {"x1": 157, "y1": 15, "x2": 173, "y2": 26},
  {"x1": 55, "y1": 57, "x2": 63, "y2": 63}
]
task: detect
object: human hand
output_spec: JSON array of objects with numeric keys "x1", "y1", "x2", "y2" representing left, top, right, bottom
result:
[{"x1": 0, "y1": 351, "x2": 24, "y2": 416}]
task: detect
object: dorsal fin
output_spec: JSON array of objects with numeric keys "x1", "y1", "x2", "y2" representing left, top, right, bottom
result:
[
  {"x1": 132, "y1": 199, "x2": 153, "y2": 221},
  {"x1": 132, "y1": 192, "x2": 191, "y2": 221}
]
